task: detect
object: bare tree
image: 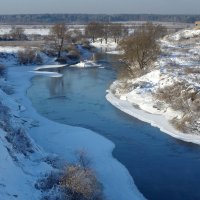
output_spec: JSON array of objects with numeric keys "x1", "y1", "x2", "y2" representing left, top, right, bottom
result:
[
  {"x1": 119, "y1": 22, "x2": 166, "y2": 77},
  {"x1": 48, "y1": 23, "x2": 69, "y2": 58},
  {"x1": 102, "y1": 23, "x2": 111, "y2": 44}
]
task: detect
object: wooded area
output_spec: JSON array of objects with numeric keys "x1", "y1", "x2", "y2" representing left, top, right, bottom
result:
[{"x1": 0, "y1": 14, "x2": 199, "y2": 24}]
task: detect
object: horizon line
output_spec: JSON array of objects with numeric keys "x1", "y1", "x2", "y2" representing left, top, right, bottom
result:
[{"x1": 0, "y1": 13, "x2": 200, "y2": 16}]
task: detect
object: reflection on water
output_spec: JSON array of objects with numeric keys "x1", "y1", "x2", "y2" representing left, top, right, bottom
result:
[
  {"x1": 28, "y1": 53, "x2": 200, "y2": 200},
  {"x1": 47, "y1": 77, "x2": 65, "y2": 97}
]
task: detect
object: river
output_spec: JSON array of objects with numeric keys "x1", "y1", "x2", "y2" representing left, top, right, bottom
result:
[{"x1": 27, "y1": 53, "x2": 200, "y2": 200}]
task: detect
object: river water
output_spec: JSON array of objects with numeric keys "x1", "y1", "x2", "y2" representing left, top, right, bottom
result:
[{"x1": 27, "y1": 54, "x2": 200, "y2": 200}]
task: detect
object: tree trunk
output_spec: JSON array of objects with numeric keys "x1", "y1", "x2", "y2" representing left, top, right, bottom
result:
[{"x1": 57, "y1": 51, "x2": 61, "y2": 58}]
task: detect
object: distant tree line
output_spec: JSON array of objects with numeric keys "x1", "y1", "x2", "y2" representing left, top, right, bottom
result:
[{"x1": 0, "y1": 14, "x2": 199, "y2": 24}]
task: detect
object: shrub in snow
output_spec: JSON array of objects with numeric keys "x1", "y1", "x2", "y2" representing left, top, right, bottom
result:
[
  {"x1": 0, "y1": 102, "x2": 10, "y2": 132},
  {"x1": 41, "y1": 187, "x2": 66, "y2": 200},
  {"x1": 67, "y1": 50, "x2": 80, "y2": 60},
  {"x1": 60, "y1": 150, "x2": 103, "y2": 200},
  {"x1": 81, "y1": 39, "x2": 92, "y2": 50},
  {"x1": 37, "y1": 150, "x2": 103, "y2": 200},
  {"x1": 156, "y1": 82, "x2": 189, "y2": 111},
  {"x1": 0, "y1": 80, "x2": 14, "y2": 95},
  {"x1": 65, "y1": 44, "x2": 77, "y2": 52},
  {"x1": 155, "y1": 81, "x2": 200, "y2": 133},
  {"x1": 17, "y1": 48, "x2": 43, "y2": 65},
  {"x1": 36, "y1": 171, "x2": 61, "y2": 191},
  {"x1": 110, "y1": 80, "x2": 136, "y2": 96},
  {"x1": 60, "y1": 165, "x2": 103, "y2": 200},
  {"x1": 36, "y1": 171, "x2": 68, "y2": 200},
  {"x1": 42, "y1": 48, "x2": 58, "y2": 57},
  {"x1": 184, "y1": 67, "x2": 200, "y2": 74},
  {"x1": 171, "y1": 114, "x2": 193, "y2": 132},
  {"x1": 0, "y1": 99, "x2": 34, "y2": 155},
  {"x1": 55, "y1": 50, "x2": 80, "y2": 64},
  {"x1": 36, "y1": 172, "x2": 65, "y2": 200},
  {"x1": 117, "y1": 64, "x2": 147, "y2": 79},
  {"x1": 43, "y1": 155, "x2": 66, "y2": 169},
  {"x1": 5, "y1": 128, "x2": 34, "y2": 155},
  {"x1": 0, "y1": 84, "x2": 14, "y2": 95}
]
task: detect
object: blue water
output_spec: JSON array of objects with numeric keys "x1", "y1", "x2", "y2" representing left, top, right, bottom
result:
[{"x1": 27, "y1": 55, "x2": 200, "y2": 200}]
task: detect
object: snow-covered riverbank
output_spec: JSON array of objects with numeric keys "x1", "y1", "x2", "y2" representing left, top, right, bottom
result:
[
  {"x1": 106, "y1": 28, "x2": 200, "y2": 145},
  {"x1": 106, "y1": 91, "x2": 200, "y2": 145},
  {"x1": 3, "y1": 63, "x2": 146, "y2": 200}
]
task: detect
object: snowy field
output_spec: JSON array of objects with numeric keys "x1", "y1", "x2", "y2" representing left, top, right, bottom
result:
[
  {"x1": 0, "y1": 46, "x2": 24, "y2": 53},
  {"x1": 0, "y1": 27, "x2": 50, "y2": 36},
  {"x1": 0, "y1": 25, "x2": 85, "y2": 36},
  {"x1": 107, "y1": 28, "x2": 200, "y2": 144}
]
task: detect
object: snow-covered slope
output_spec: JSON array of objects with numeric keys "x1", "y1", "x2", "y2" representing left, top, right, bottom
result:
[
  {"x1": 0, "y1": 79, "x2": 54, "y2": 200},
  {"x1": 107, "y1": 28, "x2": 200, "y2": 143},
  {"x1": 166, "y1": 29, "x2": 200, "y2": 41}
]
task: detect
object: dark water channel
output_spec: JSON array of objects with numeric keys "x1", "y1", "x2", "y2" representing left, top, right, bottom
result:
[{"x1": 27, "y1": 53, "x2": 200, "y2": 200}]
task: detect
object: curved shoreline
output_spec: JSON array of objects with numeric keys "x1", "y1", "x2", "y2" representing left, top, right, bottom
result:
[
  {"x1": 8, "y1": 65, "x2": 146, "y2": 200},
  {"x1": 106, "y1": 91, "x2": 200, "y2": 145}
]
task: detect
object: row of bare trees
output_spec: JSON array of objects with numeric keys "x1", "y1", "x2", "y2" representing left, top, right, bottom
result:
[
  {"x1": 46, "y1": 22, "x2": 128, "y2": 60},
  {"x1": 85, "y1": 22, "x2": 128, "y2": 43}
]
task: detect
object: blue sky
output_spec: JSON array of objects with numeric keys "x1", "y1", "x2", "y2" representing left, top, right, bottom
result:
[{"x1": 0, "y1": 0, "x2": 199, "y2": 14}]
